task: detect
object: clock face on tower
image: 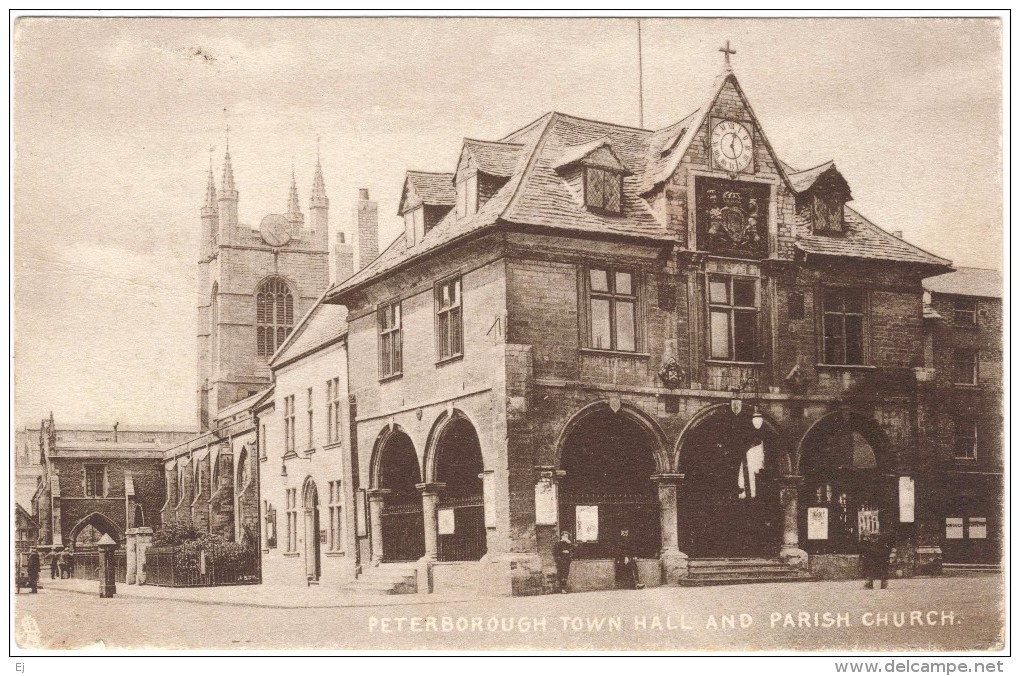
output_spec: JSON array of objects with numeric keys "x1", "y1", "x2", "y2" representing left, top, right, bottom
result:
[
  {"x1": 259, "y1": 214, "x2": 292, "y2": 247},
  {"x1": 711, "y1": 120, "x2": 754, "y2": 173}
]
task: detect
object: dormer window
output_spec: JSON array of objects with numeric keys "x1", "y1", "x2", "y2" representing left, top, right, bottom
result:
[
  {"x1": 457, "y1": 174, "x2": 478, "y2": 218},
  {"x1": 584, "y1": 167, "x2": 622, "y2": 213},
  {"x1": 812, "y1": 193, "x2": 844, "y2": 234},
  {"x1": 790, "y1": 162, "x2": 852, "y2": 235}
]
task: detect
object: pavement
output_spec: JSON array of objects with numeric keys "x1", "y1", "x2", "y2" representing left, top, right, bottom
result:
[
  {"x1": 14, "y1": 574, "x2": 1005, "y2": 651},
  {"x1": 31, "y1": 576, "x2": 482, "y2": 608}
]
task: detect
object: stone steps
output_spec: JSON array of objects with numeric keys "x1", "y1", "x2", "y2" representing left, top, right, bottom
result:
[
  {"x1": 342, "y1": 564, "x2": 418, "y2": 595},
  {"x1": 942, "y1": 563, "x2": 1001, "y2": 576},
  {"x1": 680, "y1": 558, "x2": 814, "y2": 587}
]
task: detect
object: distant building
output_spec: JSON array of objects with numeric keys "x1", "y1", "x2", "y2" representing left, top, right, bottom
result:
[
  {"x1": 28, "y1": 414, "x2": 191, "y2": 547},
  {"x1": 922, "y1": 267, "x2": 1003, "y2": 565},
  {"x1": 15, "y1": 504, "x2": 39, "y2": 554}
]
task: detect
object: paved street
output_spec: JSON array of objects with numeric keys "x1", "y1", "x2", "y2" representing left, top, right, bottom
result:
[{"x1": 14, "y1": 576, "x2": 1003, "y2": 652}]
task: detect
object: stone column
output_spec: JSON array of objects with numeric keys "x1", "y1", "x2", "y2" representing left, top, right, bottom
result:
[
  {"x1": 125, "y1": 528, "x2": 138, "y2": 584},
  {"x1": 653, "y1": 474, "x2": 689, "y2": 584},
  {"x1": 778, "y1": 475, "x2": 808, "y2": 569},
  {"x1": 416, "y1": 482, "x2": 446, "y2": 561},
  {"x1": 134, "y1": 527, "x2": 153, "y2": 585},
  {"x1": 367, "y1": 489, "x2": 389, "y2": 566}
]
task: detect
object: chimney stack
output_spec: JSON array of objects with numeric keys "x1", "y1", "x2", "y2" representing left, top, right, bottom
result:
[
  {"x1": 354, "y1": 188, "x2": 379, "y2": 271},
  {"x1": 334, "y1": 231, "x2": 355, "y2": 283}
]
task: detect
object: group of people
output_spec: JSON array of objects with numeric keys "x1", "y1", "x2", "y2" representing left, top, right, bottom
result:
[
  {"x1": 554, "y1": 529, "x2": 645, "y2": 594},
  {"x1": 19, "y1": 547, "x2": 75, "y2": 593}
]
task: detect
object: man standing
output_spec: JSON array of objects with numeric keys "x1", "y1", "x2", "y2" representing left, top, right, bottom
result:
[
  {"x1": 27, "y1": 548, "x2": 40, "y2": 593},
  {"x1": 615, "y1": 529, "x2": 644, "y2": 590},
  {"x1": 48, "y1": 548, "x2": 59, "y2": 580},
  {"x1": 554, "y1": 530, "x2": 575, "y2": 594},
  {"x1": 59, "y1": 549, "x2": 71, "y2": 579}
]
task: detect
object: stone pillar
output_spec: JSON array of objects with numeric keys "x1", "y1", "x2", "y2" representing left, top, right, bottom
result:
[
  {"x1": 125, "y1": 528, "x2": 138, "y2": 584},
  {"x1": 367, "y1": 489, "x2": 389, "y2": 566},
  {"x1": 778, "y1": 475, "x2": 808, "y2": 569},
  {"x1": 653, "y1": 474, "x2": 689, "y2": 584},
  {"x1": 97, "y1": 533, "x2": 117, "y2": 598},
  {"x1": 416, "y1": 483, "x2": 446, "y2": 561},
  {"x1": 135, "y1": 527, "x2": 153, "y2": 585}
]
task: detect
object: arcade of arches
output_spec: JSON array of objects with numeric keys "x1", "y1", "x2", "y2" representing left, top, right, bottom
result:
[{"x1": 369, "y1": 413, "x2": 488, "y2": 565}]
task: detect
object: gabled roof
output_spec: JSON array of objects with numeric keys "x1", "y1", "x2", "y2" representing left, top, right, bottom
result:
[
  {"x1": 397, "y1": 171, "x2": 456, "y2": 215},
  {"x1": 923, "y1": 267, "x2": 1002, "y2": 299},
  {"x1": 788, "y1": 161, "x2": 849, "y2": 195},
  {"x1": 552, "y1": 137, "x2": 631, "y2": 174},
  {"x1": 269, "y1": 290, "x2": 348, "y2": 369},
  {"x1": 458, "y1": 139, "x2": 526, "y2": 178},
  {"x1": 15, "y1": 503, "x2": 39, "y2": 528},
  {"x1": 795, "y1": 207, "x2": 952, "y2": 267}
]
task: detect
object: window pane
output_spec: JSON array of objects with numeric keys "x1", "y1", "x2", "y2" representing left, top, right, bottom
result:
[
  {"x1": 733, "y1": 279, "x2": 756, "y2": 307},
  {"x1": 843, "y1": 289, "x2": 865, "y2": 314},
  {"x1": 710, "y1": 310, "x2": 731, "y2": 359},
  {"x1": 380, "y1": 336, "x2": 391, "y2": 376},
  {"x1": 844, "y1": 315, "x2": 864, "y2": 364},
  {"x1": 823, "y1": 314, "x2": 844, "y2": 364},
  {"x1": 586, "y1": 169, "x2": 605, "y2": 208},
  {"x1": 392, "y1": 330, "x2": 402, "y2": 372},
  {"x1": 451, "y1": 307, "x2": 463, "y2": 355},
  {"x1": 589, "y1": 268, "x2": 609, "y2": 293},
  {"x1": 393, "y1": 303, "x2": 400, "y2": 328},
  {"x1": 604, "y1": 173, "x2": 621, "y2": 212},
  {"x1": 615, "y1": 271, "x2": 632, "y2": 295},
  {"x1": 733, "y1": 309, "x2": 757, "y2": 361},
  {"x1": 452, "y1": 279, "x2": 461, "y2": 306},
  {"x1": 590, "y1": 298, "x2": 611, "y2": 349},
  {"x1": 616, "y1": 300, "x2": 636, "y2": 352},
  {"x1": 709, "y1": 278, "x2": 729, "y2": 304},
  {"x1": 438, "y1": 313, "x2": 450, "y2": 359}
]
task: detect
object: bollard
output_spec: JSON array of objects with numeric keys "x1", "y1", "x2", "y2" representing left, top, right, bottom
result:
[{"x1": 97, "y1": 533, "x2": 118, "y2": 598}]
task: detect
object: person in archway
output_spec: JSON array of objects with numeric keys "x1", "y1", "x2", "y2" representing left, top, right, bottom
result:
[
  {"x1": 554, "y1": 530, "x2": 575, "y2": 594},
  {"x1": 26, "y1": 548, "x2": 40, "y2": 593},
  {"x1": 615, "y1": 529, "x2": 644, "y2": 590},
  {"x1": 861, "y1": 532, "x2": 892, "y2": 589},
  {"x1": 59, "y1": 549, "x2": 71, "y2": 579},
  {"x1": 48, "y1": 548, "x2": 59, "y2": 579}
]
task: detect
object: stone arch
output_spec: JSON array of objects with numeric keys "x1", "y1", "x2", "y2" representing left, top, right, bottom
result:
[
  {"x1": 793, "y1": 408, "x2": 892, "y2": 475},
  {"x1": 69, "y1": 511, "x2": 121, "y2": 547},
  {"x1": 674, "y1": 402, "x2": 790, "y2": 474},
  {"x1": 554, "y1": 400, "x2": 671, "y2": 475},
  {"x1": 369, "y1": 423, "x2": 421, "y2": 490},
  {"x1": 236, "y1": 446, "x2": 251, "y2": 493},
  {"x1": 422, "y1": 409, "x2": 483, "y2": 484}
]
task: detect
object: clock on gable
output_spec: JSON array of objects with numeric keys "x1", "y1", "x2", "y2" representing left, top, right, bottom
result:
[{"x1": 710, "y1": 120, "x2": 754, "y2": 173}]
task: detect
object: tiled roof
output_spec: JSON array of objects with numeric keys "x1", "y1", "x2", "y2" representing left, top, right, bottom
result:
[
  {"x1": 795, "y1": 208, "x2": 952, "y2": 267},
  {"x1": 400, "y1": 171, "x2": 455, "y2": 214},
  {"x1": 552, "y1": 137, "x2": 629, "y2": 173},
  {"x1": 923, "y1": 267, "x2": 1002, "y2": 299},
  {"x1": 789, "y1": 161, "x2": 836, "y2": 193},
  {"x1": 462, "y1": 139, "x2": 526, "y2": 177},
  {"x1": 270, "y1": 292, "x2": 348, "y2": 368}
]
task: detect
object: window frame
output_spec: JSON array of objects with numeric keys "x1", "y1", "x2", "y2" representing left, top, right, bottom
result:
[
  {"x1": 952, "y1": 418, "x2": 978, "y2": 461},
  {"x1": 435, "y1": 275, "x2": 464, "y2": 363},
  {"x1": 820, "y1": 286, "x2": 869, "y2": 366},
  {"x1": 377, "y1": 300, "x2": 403, "y2": 380},
  {"x1": 283, "y1": 395, "x2": 296, "y2": 455},
  {"x1": 584, "y1": 265, "x2": 640, "y2": 353},
  {"x1": 285, "y1": 488, "x2": 298, "y2": 553},
  {"x1": 327, "y1": 480, "x2": 344, "y2": 553},
  {"x1": 952, "y1": 297, "x2": 978, "y2": 326},
  {"x1": 326, "y1": 377, "x2": 342, "y2": 445},
  {"x1": 952, "y1": 348, "x2": 978, "y2": 385},
  {"x1": 583, "y1": 166, "x2": 624, "y2": 214},
  {"x1": 83, "y1": 463, "x2": 107, "y2": 498},
  {"x1": 706, "y1": 273, "x2": 761, "y2": 363},
  {"x1": 255, "y1": 277, "x2": 295, "y2": 359}
]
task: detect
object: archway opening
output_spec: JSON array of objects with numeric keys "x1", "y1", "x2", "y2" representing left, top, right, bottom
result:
[
  {"x1": 434, "y1": 417, "x2": 487, "y2": 562},
  {"x1": 70, "y1": 513, "x2": 121, "y2": 550},
  {"x1": 798, "y1": 414, "x2": 889, "y2": 555},
  {"x1": 303, "y1": 479, "x2": 321, "y2": 580},
  {"x1": 378, "y1": 430, "x2": 425, "y2": 562},
  {"x1": 678, "y1": 409, "x2": 781, "y2": 558},
  {"x1": 559, "y1": 410, "x2": 660, "y2": 559}
]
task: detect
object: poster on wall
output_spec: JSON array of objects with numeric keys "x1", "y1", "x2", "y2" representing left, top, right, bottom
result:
[
  {"x1": 482, "y1": 471, "x2": 496, "y2": 528},
  {"x1": 355, "y1": 488, "x2": 368, "y2": 537},
  {"x1": 807, "y1": 507, "x2": 829, "y2": 540},
  {"x1": 534, "y1": 480, "x2": 558, "y2": 526},
  {"x1": 899, "y1": 476, "x2": 915, "y2": 523},
  {"x1": 575, "y1": 505, "x2": 598, "y2": 542},
  {"x1": 945, "y1": 517, "x2": 964, "y2": 539},
  {"x1": 438, "y1": 508, "x2": 456, "y2": 535}
]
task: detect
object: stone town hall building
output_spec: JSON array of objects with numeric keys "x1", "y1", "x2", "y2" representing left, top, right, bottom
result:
[{"x1": 323, "y1": 62, "x2": 958, "y2": 595}]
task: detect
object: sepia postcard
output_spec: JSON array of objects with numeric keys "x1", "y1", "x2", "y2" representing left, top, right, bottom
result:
[{"x1": 11, "y1": 12, "x2": 1007, "y2": 663}]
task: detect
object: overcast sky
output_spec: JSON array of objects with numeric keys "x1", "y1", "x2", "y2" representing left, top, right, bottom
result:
[{"x1": 13, "y1": 17, "x2": 1002, "y2": 429}]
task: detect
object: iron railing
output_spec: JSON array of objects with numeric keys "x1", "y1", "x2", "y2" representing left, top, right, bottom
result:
[
  {"x1": 438, "y1": 495, "x2": 487, "y2": 562},
  {"x1": 381, "y1": 499, "x2": 425, "y2": 563},
  {"x1": 67, "y1": 549, "x2": 127, "y2": 583},
  {"x1": 144, "y1": 546, "x2": 260, "y2": 587}
]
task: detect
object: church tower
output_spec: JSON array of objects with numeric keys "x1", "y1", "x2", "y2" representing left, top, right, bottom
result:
[{"x1": 196, "y1": 145, "x2": 331, "y2": 431}]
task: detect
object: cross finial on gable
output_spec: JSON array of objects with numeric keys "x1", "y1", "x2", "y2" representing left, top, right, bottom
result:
[{"x1": 719, "y1": 40, "x2": 736, "y2": 67}]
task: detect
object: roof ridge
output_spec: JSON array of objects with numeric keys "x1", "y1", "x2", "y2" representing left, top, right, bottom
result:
[
  {"x1": 845, "y1": 206, "x2": 952, "y2": 266},
  {"x1": 498, "y1": 112, "x2": 553, "y2": 143},
  {"x1": 406, "y1": 169, "x2": 454, "y2": 176},
  {"x1": 268, "y1": 287, "x2": 332, "y2": 367},
  {"x1": 549, "y1": 110, "x2": 652, "y2": 133},
  {"x1": 789, "y1": 159, "x2": 836, "y2": 175},
  {"x1": 463, "y1": 138, "x2": 524, "y2": 148}
]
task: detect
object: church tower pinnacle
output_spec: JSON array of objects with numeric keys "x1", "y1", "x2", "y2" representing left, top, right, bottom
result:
[
  {"x1": 200, "y1": 160, "x2": 219, "y2": 257},
  {"x1": 217, "y1": 136, "x2": 239, "y2": 236},
  {"x1": 309, "y1": 141, "x2": 329, "y2": 249},
  {"x1": 286, "y1": 166, "x2": 305, "y2": 230}
]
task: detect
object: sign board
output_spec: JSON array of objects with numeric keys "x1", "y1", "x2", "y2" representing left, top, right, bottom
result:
[
  {"x1": 438, "y1": 508, "x2": 456, "y2": 535},
  {"x1": 482, "y1": 472, "x2": 496, "y2": 528},
  {"x1": 320, "y1": 529, "x2": 327, "y2": 544},
  {"x1": 807, "y1": 507, "x2": 828, "y2": 540},
  {"x1": 575, "y1": 505, "x2": 599, "y2": 542},
  {"x1": 355, "y1": 488, "x2": 368, "y2": 537},
  {"x1": 534, "y1": 481, "x2": 558, "y2": 526},
  {"x1": 899, "y1": 476, "x2": 915, "y2": 523},
  {"x1": 945, "y1": 517, "x2": 964, "y2": 539},
  {"x1": 969, "y1": 517, "x2": 987, "y2": 539}
]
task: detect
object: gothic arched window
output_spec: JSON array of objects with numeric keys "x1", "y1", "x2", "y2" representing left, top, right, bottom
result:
[{"x1": 256, "y1": 277, "x2": 295, "y2": 357}]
